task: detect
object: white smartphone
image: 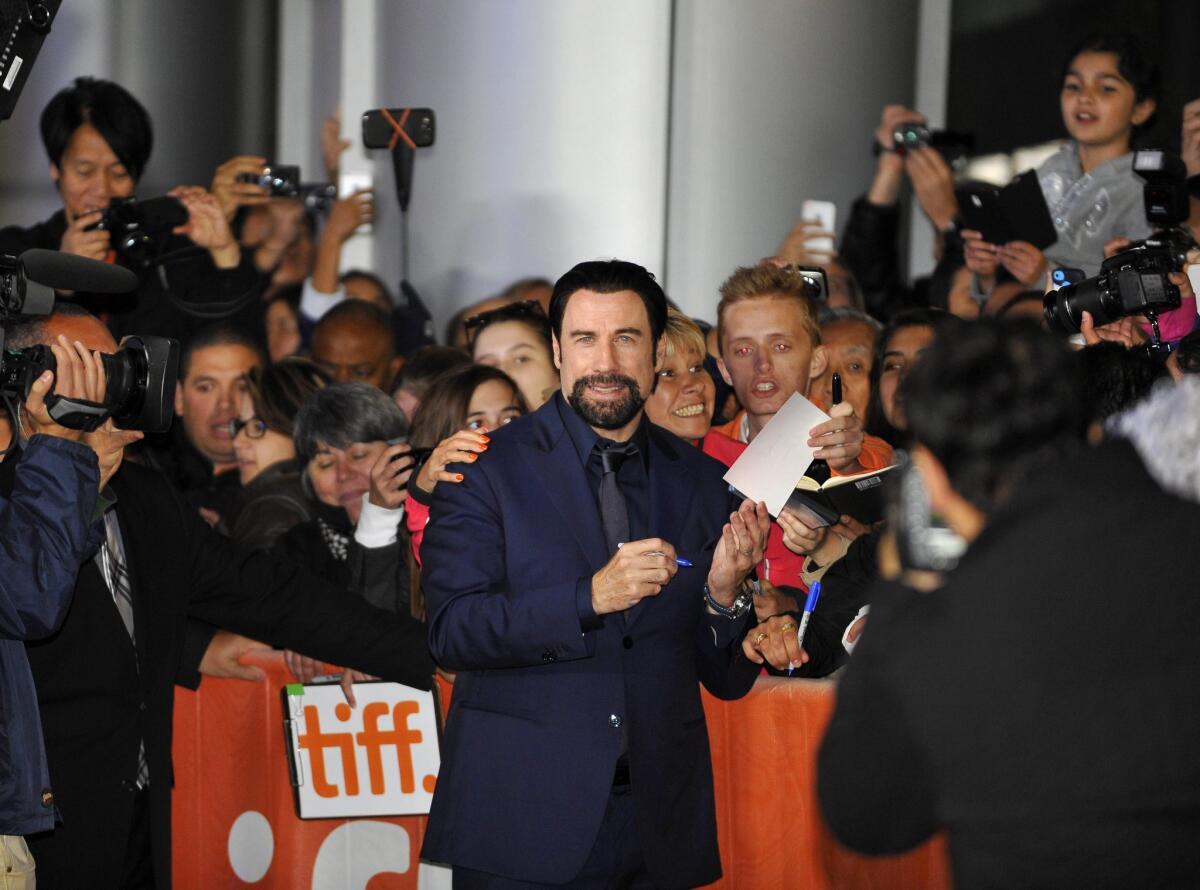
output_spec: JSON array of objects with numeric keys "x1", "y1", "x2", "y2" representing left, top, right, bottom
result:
[
  {"x1": 800, "y1": 199, "x2": 837, "y2": 255},
  {"x1": 339, "y1": 170, "x2": 374, "y2": 235}
]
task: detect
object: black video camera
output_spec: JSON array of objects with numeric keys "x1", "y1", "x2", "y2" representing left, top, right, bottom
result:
[
  {"x1": 88, "y1": 196, "x2": 188, "y2": 270},
  {"x1": 1, "y1": 334, "x2": 179, "y2": 432},
  {"x1": 889, "y1": 121, "x2": 974, "y2": 169},
  {"x1": 1044, "y1": 150, "x2": 1197, "y2": 344},
  {"x1": 0, "y1": 249, "x2": 178, "y2": 432}
]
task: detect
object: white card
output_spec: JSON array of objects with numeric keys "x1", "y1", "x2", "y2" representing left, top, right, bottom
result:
[{"x1": 722, "y1": 393, "x2": 828, "y2": 516}]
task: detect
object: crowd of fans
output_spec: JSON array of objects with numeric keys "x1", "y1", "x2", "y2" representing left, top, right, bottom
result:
[{"x1": 2, "y1": 26, "x2": 1200, "y2": 889}]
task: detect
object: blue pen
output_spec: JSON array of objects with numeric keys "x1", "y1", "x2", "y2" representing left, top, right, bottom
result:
[
  {"x1": 617, "y1": 543, "x2": 691, "y2": 567},
  {"x1": 787, "y1": 580, "x2": 822, "y2": 676}
]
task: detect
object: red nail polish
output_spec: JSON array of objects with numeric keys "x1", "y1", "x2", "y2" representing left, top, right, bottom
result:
[{"x1": 455, "y1": 473, "x2": 464, "y2": 482}]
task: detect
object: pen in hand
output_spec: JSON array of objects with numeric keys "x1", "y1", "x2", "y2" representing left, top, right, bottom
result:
[
  {"x1": 788, "y1": 580, "x2": 822, "y2": 676},
  {"x1": 616, "y1": 543, "x2": 692, "y2": 567}
]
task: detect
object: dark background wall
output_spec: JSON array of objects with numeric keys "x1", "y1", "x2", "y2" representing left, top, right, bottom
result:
[{"x1": 948, "y1": 0, "x2": 1200, "y2": 155}]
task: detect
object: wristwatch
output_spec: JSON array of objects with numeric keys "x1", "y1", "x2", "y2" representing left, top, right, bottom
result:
[{"x1": 703, "y1": 581, "x2": 754, "y2": 619}]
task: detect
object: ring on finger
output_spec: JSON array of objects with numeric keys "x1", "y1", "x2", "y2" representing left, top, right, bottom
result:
[
  {"x1": 779, "y1": 622, "x2": 797, "y2": 632},
  {"x1": 752, "y1": 632, "x2": 768, "y2": 646}
]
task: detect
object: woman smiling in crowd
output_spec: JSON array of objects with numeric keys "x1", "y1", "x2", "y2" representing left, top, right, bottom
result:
[{"x1": 644, "y1": 308, "x2": 717, "y2": 443}]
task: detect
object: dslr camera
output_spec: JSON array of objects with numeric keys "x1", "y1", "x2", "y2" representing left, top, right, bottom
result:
[
  {"x1": 1043, "y1": 150, "x2": 1197, "y2": 345},
  {"x1": 88, "y1": 195, "x2": 187, "y2": 270},
  {"x1": 237, "y1": 163, "x2": 301, "y2": 195},
  {"x1": 0, "y1": 250, "x2": 179, "y2": 432},
  {"x1": 889, "y1": 121, "x2": 974, "y2": 169},
  {"x1": 236, "y1": 163, "x2": 337, "y2": 214}
]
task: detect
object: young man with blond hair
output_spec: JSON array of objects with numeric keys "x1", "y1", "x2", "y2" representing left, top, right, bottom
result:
[{"x1": 703, "y1": 264, "x2": 892, "y2": 599}]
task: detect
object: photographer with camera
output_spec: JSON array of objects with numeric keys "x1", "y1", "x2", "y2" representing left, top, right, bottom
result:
[
  {"x1": 817, "y1": 318, "x2": 1200, "y2": 887},
  {"x1": 4, "y1": 303, "x2": 434, "y2": 889},
  {"x1": 0, "y1": 330, "x2": 128, "y2": 885},
  {"x1": 0, "y1": 77, "x2": 261, "y2": 345}
]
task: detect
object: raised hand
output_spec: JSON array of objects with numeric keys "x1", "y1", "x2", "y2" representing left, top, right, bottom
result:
[
  {"x1": 808, "y1": 401, "x2": 864, "y2": 473},
  {"x1": 210, "y1": 154, "x2": 269, "y2": 220},
  {"x1": 706, "y1": 500, "x2": 770, "y2": 606}
]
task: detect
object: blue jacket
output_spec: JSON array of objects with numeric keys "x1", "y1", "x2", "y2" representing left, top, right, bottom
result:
[
  {"x1": 0, "y1": 435, "x2": 99, "y2": 835},
  {"x1": 420, "y1": 397, "x2": 758, "y2": 886}
]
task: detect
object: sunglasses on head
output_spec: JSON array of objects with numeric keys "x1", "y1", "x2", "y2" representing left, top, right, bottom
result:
[{"x1": 463, "y1": 300, "x2": 548, "y2": 344}]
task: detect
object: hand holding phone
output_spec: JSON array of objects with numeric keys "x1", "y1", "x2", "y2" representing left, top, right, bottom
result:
[{"x1": 800, "y1": 199, "x2": 837, "y2": 255}]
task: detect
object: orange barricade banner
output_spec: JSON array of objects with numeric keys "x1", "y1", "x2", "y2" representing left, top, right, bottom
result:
[{"x1": 173, "y1": 654, "x2": 950, "y2": 889}]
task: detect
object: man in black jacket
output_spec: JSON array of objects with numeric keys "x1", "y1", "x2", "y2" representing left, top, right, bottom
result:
[
  {"x1": 817, "y1": 319, "x2": 1200, "y2": 888},
  {"x1": 0, "y1": 77, "x2": 261, "y2": 344},
  {"x1": 6, "y1": 305, "x2": 434, "y2": 889}
]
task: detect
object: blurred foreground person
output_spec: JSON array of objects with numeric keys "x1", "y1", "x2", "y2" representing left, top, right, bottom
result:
[{"x1": 818, "y1": 318, "x2": 1200, "y2": 888}]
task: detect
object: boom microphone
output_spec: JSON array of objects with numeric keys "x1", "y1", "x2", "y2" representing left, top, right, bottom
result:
[{"x1": 18, "y1": 249, "x2": 138, "y2": 294}]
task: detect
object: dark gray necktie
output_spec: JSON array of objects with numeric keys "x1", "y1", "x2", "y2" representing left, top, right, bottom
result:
[
  {"x1": 596, "y1": 440, "x2": 637, "y2": 555},
  {"x1": 98, "y1": 512, "x2": 150, "y2": 789}
]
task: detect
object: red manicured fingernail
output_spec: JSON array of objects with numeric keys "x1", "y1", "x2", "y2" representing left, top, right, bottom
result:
[
  {"x1": 479, "y1": 444, "x2": 488, "y2": 451},
  {"x1": 467, "y1": 454, "x2": 477, "y2": 461},
  {"x1": 455, "y1": 474, "x2": 464, "y2": 482}
]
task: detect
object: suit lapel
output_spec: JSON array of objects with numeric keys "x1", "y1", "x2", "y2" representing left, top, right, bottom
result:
[
  {"x1": 626, "y1": 426, "x2": 698, "y2": 630},
  {"x1": 519, "y1": 401, "x2": 608, "y2": 571}
]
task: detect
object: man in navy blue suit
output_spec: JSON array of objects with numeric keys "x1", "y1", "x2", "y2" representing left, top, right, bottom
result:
[{"x1": 420, "y1": 260, "x2": 770, "y2": 888}]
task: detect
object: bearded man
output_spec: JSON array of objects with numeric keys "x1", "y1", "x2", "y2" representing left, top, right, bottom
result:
[{"x1": 419, "y1": 260, "x2": 768, "y2": 889}]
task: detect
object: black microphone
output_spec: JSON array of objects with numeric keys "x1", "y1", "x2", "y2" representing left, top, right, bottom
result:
[{"x1": 19, "y1": 249, "x2": 139, "y2": 294}]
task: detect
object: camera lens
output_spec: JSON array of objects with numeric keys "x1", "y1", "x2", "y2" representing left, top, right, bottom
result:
[
  {"x1": 100, "y1": 347, "x2": 146, "y2": 425},
  {"x1": 1043, "y1": 275, "x2": 1119, "y2": 334},
  {"x1": 118, "y1": 231, "x2": 156, "y2": 270}
]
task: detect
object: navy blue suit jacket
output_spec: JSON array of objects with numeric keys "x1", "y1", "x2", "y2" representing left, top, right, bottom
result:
[{"x1": 420, "y1": 397, "x2": 758, "y2": 886}]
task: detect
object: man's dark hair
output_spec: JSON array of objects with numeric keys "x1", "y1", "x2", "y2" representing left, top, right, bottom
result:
[
  {"x1": 340, "y1": 269, "x2": 394, "y2": 306},
  {"x1": 3, "y1": 300, "x2": 97, "y2": 349},
  {"x1": 1060, "y1": 33, "x2": 1161, "y2": 132},
  {"x1": 548, "y1": 260, "x2": 668, "y2": 345},
  {"x1": 179, "y1": 324, "x2": 266, "y2": 381},
  {"x1": 293, "y1": 381, "x2": 408, "y2": 464},
  {"x1": 393, "y1": 344, "x2": 471, "y2": 398},
  {"x1": 41, "y1": 77, "x2": 153, "y2": 182},
  {"x1": 314, "y1": 299, "x2": 397, "y2": 354},
  {"x1": 1078, "y1": 342, "x2": 1166, "y2": 424},
  {"x1": 901, "y1": 318, "x2": 1086, "y2": 512}
]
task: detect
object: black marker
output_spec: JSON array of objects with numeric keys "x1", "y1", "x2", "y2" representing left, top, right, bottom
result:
[{"x1": 831, "y1": 372, "x2": 842, "y2": 407}]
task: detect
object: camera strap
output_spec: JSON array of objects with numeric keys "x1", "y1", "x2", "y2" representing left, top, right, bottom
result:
[{"x1": 150, "y1": 247, "x2": 260, "y2": 319}]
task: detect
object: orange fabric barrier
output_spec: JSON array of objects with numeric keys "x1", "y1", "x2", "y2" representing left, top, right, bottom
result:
[
  {"x1": 700, "y1": 677, "x2": 951, "y2": 890},
  {"x1": 172, "y1": 654, "x2": 950, "y2": 889}
]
